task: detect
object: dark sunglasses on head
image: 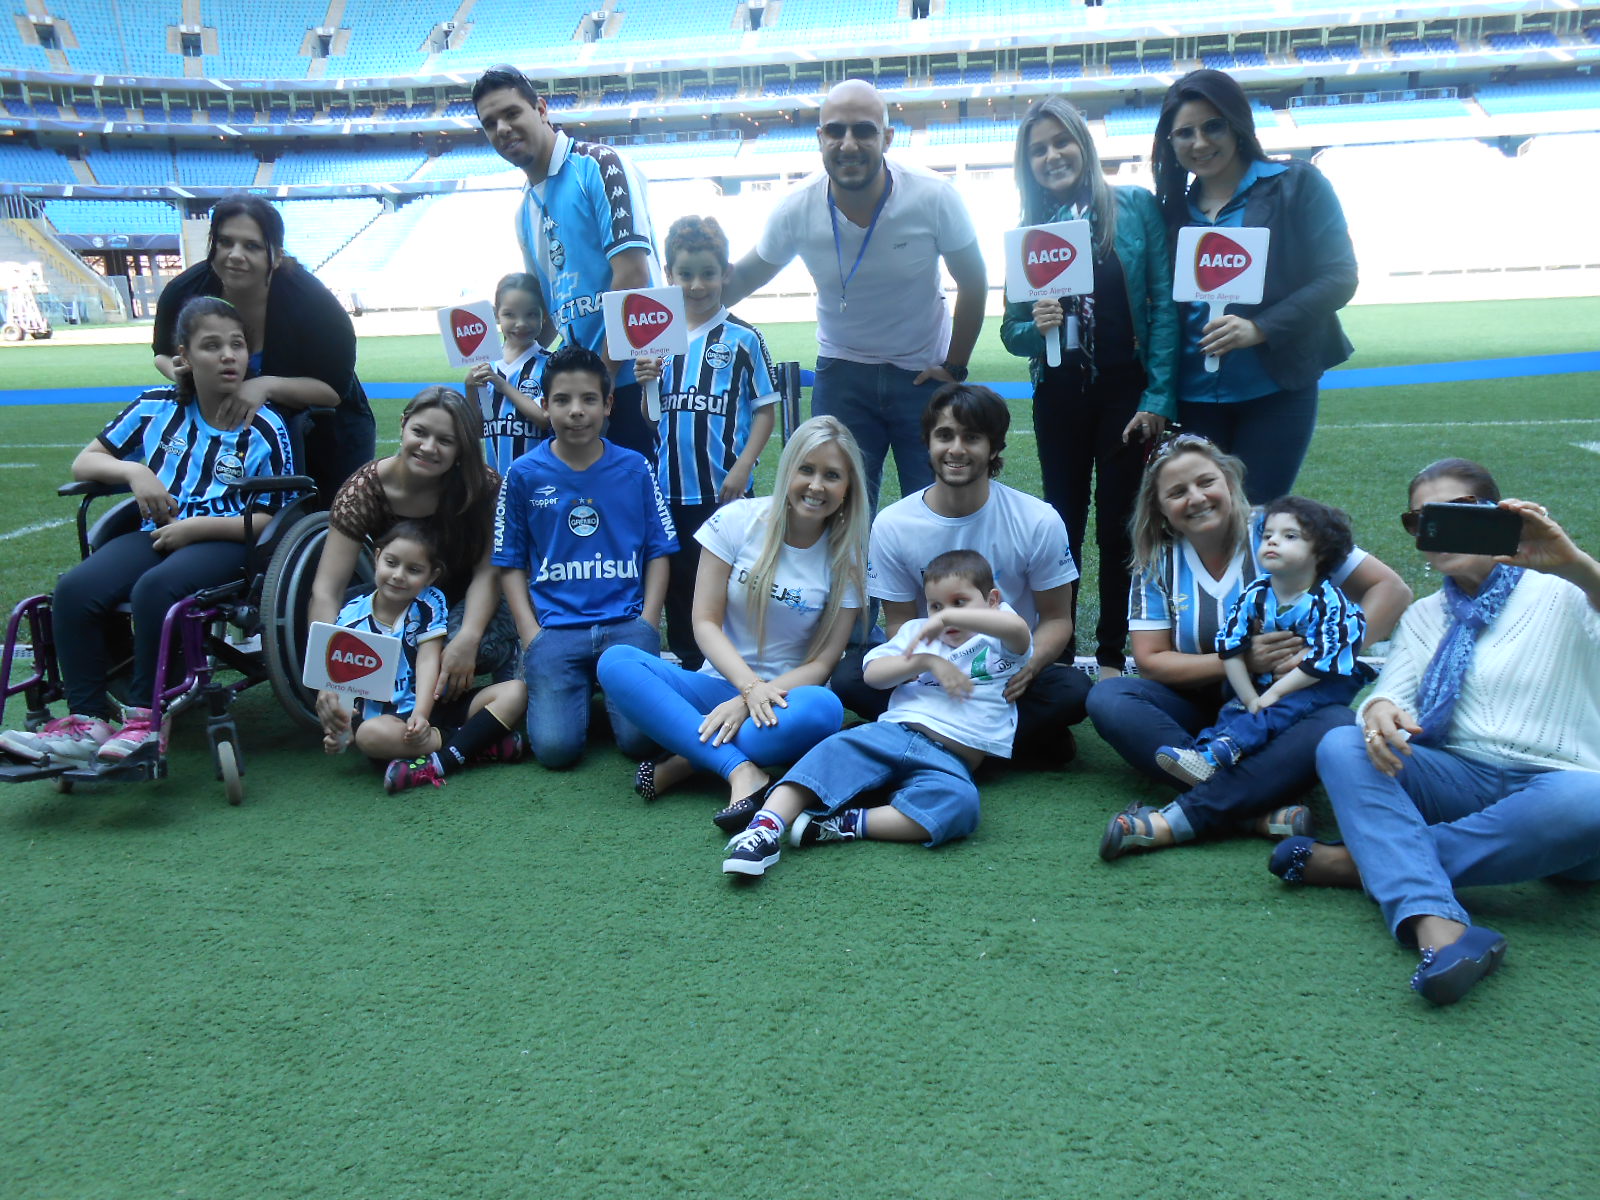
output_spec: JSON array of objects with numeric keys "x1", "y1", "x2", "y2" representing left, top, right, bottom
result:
[
  {"x1": 820, "y1": 121, "x2": 883, "y2": 142},
  {"x1": 1168, "y1": 116, "x2": 1231, "y2": 144},
  {"x1": 1400, "y1": 495, "x2": 1487, "y2": 536}
]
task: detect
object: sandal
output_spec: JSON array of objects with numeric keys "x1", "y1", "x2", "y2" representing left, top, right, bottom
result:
[
  {"x1": 1098, "y1": 804, "x2": 1166, "y2": 862},
  {"x1": 713, "y1": 787, "x2": 767, "y2": 834},
  {"x1": 1258, "y1": 804, "x2": 1313, "y2": 840}
]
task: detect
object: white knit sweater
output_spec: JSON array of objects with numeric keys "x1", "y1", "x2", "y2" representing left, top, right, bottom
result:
[{"x1": 1360, "y1": 571, "x2": 1600, "y2": 773}]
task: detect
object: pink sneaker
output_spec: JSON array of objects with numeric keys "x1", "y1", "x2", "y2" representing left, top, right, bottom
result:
[
  {"x1": 384, "y1": 756, "x2": 446, "y2": 794},
  {"x1": 0, "y1": 714, "x2": 114, "y2": 765},
  {"x1": 97, "y1": 708, "x2": 161, "y2": 762}
]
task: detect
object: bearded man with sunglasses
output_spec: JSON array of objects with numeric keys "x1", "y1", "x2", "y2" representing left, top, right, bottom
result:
[{"x1": 724, "y1": 79, "x2": 988, "y2": 514}]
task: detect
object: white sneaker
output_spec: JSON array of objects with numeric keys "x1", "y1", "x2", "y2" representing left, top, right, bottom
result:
[
  {"x1": 97, "y1": 708, "x2": 161, "y2": 762},
  {"x1": 0, "y1": 714, "x2": 115, "y2": 765}
]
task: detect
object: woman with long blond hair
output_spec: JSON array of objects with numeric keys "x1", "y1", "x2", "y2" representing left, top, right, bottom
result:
[{"x1": 598, "y1": 416, "x2": 869, "y2": 830}]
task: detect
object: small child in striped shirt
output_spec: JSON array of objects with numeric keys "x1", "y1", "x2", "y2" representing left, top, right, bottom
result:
[
  {"x1": 465, "y1": 272, "x2": 556, "y2": 477},
  {"x1": 1157, "y1": 495, "x2": 1375, "y2": 786}
]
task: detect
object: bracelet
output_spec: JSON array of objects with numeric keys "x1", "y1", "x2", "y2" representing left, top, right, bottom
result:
[{"x1": 740, "y1": 679, "x2": 765, "y2": 697}]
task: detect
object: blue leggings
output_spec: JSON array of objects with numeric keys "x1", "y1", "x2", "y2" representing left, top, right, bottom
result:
[{"x1": 596, "y1": 643, "x2": 844, "y2": 780}]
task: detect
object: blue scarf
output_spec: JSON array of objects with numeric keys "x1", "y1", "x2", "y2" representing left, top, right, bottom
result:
[{"x1": 1413, "y1": 564, "x2": 1524, "y2": 745}]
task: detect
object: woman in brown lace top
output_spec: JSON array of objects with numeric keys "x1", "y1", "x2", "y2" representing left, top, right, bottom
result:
[{"x1": 309, "y1": 388, "x2": 518, "y2": 718}]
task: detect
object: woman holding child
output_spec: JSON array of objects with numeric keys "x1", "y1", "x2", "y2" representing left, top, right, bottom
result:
[
  {"x1": 1087, "y1": 434, "x2": 1411, "y2": 858},
  {"x1": 310, "y1": 387, "x2": 518, "y2": 747},
  {"x1": 597, "y1": 415, "x2": 869, "y2": 831},
  {"x1": 1275, "y1": 459, "x2": 1600, "y2": 1006}
]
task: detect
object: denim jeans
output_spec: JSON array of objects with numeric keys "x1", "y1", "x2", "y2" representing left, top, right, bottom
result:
[
  {"x1": 1196, "y1": 674, "x2": 1364, "y2": 766},
  {"x1": 1086, "y1": 674, "x2": 1354, "y2": 839},
  {"x1": 1317, "y1": 725, "x2": 1600, "y2": 942},
  {"x1": 595, "y1": 643, "x2": 843, "y2": 780},
  {"x1": 812, "y1": 356, "x2": 938, "y2": 512},
  {"x1": 523, "y1": 617, "x2": 662, "y2": 768},
  {"x1": 1176, "y1": 384, "x2": 1318, "y2": 507}
]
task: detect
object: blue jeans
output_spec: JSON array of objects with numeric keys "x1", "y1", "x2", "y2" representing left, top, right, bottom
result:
[
  {"x1": 1086, "y1": 674, "x2": 1354, "y2": 839},
  {"x1": 780, "y1": 721, "x2": 980, "y2": 847},
  {"x1": 1195, "y1": 674, "x2": 1364, "y2": 766},
  {"x1": 595, "y1": 643, "x2": 843, "y2": 780},
  {"x1": 1317, "y1": 725, "x2": 1600, "y2": 942},
  {"x1": 523, "y1": 618, "x2": 662, "y2": 768},
  {"x1": 1177, "y1": 384, "x2": 1318, "y2": 506},
  {"x1": 812, "y1": 356, "x2": 937, "y2": 512}
]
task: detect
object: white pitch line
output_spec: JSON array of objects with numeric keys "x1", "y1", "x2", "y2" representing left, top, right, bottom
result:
[
  {"x1": 1322, "y1": 418, "x2": 1600, "y2": 431},
  {"x1": 1574, "y1": 442, "x2": 1600, "y2": 456},
  {"x1": 0, "y1": 463, "x2": 39, "y2": 469},
  {"x1": 0, "y1": 517, "x2": 72, "y2": 543}
]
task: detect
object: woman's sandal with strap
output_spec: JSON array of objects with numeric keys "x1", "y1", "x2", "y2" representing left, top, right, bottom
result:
[{"x1": 1098, "y1": 804, "x2": 1164, "y2": 862}]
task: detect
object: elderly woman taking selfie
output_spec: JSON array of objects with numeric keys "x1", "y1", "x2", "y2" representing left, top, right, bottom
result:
[{"x1": 1274, "y1": 459, "x2": 1600, "y2": 1007}]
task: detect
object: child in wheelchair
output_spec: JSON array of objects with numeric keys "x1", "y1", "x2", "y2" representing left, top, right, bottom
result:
[
  {"x1": 0, "y1": 296, "x2": 297, "y2": 769},
  {"x1": 317, "y1": 520, "x2": 528, "y2": 794}
]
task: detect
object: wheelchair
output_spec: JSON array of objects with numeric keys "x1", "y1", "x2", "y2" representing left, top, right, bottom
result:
[{"x1": 0, "y1": 469, "x2": 372, "y2": 804}]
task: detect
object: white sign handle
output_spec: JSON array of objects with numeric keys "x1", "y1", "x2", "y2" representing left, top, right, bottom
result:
[
  {"x1": 1044, "y1": 325, "x2": 1061, "y2": 369},
  {"x1": 644, "y1": 376, "x2": 662, "y2": 422},
  {"x1": 1204, "y1": 301, "x2": 1226, "y2": 374}
]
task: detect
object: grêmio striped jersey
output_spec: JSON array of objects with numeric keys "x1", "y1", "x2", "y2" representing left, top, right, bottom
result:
[
  {"x1": 654, "y1": 308, "x2": 779, "y2": 507},
  {"x1": 97, "y1": 386, "x2": 296, "y2": 529},
  {"x1": 476, "y1": 338, "x2": 557, "y2": 476}
]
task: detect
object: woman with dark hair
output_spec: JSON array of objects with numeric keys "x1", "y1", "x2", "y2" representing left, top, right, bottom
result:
[
  {"x1": 153, "y1": 194, "x2": 375, "y2": 498},
  {"x1": 1001, "y1": 95, "x2": 1179, "y2": 676},
  {"x1": 309, "y1": 388, "x2": 518, "y2": 734},
  {"x1": 1275, "y1": 459, "x2": 1600, "y2": 1006},
  {"x1": 1150, "y1": 69, "x2": 1357, "y2": 505},
  {"x1": 1086, "y1": 434, "x2": 1411, "y2": 857}
]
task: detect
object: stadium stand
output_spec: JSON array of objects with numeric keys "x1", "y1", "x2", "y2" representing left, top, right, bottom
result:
[
  {"x1": 1475, "y1": 78, "x2": 1600, "y2": 116},
  {"x1": 0, "y1": 17, "x2": 50, "y2": 71},
  {"x1": 88, "y1": 147, "x2": 176, "y2": 186},
  {"x1": 1287, "y1": 95, "x2": 1472, "y2": 125},
  {"x1": 276, "y1": 198, "x2": 386, "y2": 268},
  {"x1": 410, "y1": 145, "x2": 523, "y2": 181},
  {"x1": 272, "y1": 148, "x2": 427, "y2": 185},
  {"x1": 202, "y1": 0, "x2": 323, "y2": 80},
  {"x1": 423, "y1": 0, "x2": 584, "y2": 72},
  {"x1": 327, "y1": 0, "x2": 447, "y2": 77},
  {"x1": 42, "y1": 199, "x2": 181, "y2": 236},
  {"x1": 0, "y1": 143, "x2": 79, "y2": 185},
  {"x1": 176, "y1": 148, "x2": 263, "y2": 186}
]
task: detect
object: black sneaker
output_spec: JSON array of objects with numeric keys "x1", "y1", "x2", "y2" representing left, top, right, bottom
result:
[
  {"x1": 722, "y1": 823, "x2": 781, "y2": 876},
  {"x1": 791, "y1": 808, "x2": 864, "y2": 847}
]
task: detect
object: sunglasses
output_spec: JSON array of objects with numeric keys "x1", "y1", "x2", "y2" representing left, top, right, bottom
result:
[
  {"x1": 1168, "y1": 117, "x2": 1232, "y2": 145},
  {"x1": 820, "y1": 121, "x2": 884, "y2": 143},
  {"x1": 1400, "y1": 495, "x2": 1487, "y2": 536},
  {"x1": 1145, "y1": 427, "x2": 1224, "y2": 467}
]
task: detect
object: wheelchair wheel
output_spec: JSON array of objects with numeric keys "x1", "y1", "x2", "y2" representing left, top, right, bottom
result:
[
  {"x1": 261, "y1": 511, "x2": 373, "y2": 732},
  {"x1": 217, "y1": 740, "x2": 244, "y2": 805}
]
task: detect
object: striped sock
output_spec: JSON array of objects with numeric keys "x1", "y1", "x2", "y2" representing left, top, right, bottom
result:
[{"x1": 751, "y1": 809, "x2": 787, "y2": 836}]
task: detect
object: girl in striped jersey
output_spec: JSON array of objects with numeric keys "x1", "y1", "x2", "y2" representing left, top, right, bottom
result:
[
  {"x1": 464, "y1": 272, "x2": 557, "y2": 476},
  {"x1": 0, "y1": 298, "x2": 296, "y2": 768},
  {"x1": 635, "y1": 215, "x2": 778, "y2": 669}
]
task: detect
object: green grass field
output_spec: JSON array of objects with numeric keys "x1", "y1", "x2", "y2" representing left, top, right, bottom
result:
[{"x1": 1, "y1": 298, "x2": 1598, "y2": 1199}]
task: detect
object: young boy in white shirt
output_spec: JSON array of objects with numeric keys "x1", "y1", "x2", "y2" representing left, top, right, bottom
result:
[{"x1": 722, "y1": 548, "x2": 1030, "y2": 878}]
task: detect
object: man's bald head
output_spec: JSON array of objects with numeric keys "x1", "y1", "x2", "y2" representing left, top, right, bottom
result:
[{"x1": 817, "y1": 79, "x2": 892, "y2": 194}]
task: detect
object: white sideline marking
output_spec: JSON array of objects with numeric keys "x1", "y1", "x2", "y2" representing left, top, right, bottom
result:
[
  {"x1": 1575, "y1": 442, "x2": 1600, "y2": 456},
  {"x1": 0, "y1": 518, "x2": 72, "y2": 543},
  {"x1": 0, "y1": 463, "x2": 39, "y2": 469}
]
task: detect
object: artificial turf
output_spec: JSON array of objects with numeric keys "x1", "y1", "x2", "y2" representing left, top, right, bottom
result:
[{"x1": 1, "y1": 298, "x2": 1598, "y2": 1198}]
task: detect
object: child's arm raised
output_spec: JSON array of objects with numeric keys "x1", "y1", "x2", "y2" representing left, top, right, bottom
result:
[{"x1": 902, "y1": 606, "x2": 1031, "y2": 657}]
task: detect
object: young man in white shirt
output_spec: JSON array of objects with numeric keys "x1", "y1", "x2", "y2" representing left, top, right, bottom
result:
[
  {"x1": 834, "y1": 384, "x2": 1092, "y2": 765},
  {"x1": 722, "y1": 79, "x2": 988, "y2": 512}
]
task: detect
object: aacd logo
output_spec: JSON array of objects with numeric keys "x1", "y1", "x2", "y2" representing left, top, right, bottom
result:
[
  {"x1": 1022, "y1": 228, "x2": 1077, "y2": 290},
  {"x1": 622, "y1": 293, "x2": 674, "y2": 350},
  {"x1": 450, "y1": 308, "x2": 489, "y2": 357},
  {"x1": 326, "y1": 630, "x2": 385, "y2": 684},
  {"x1": 1194, "y1": 232, "x2": 1252, "y2": 292}
]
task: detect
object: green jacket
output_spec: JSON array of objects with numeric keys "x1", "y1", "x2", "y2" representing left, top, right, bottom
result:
[{"x1": 1000, "y1": 184, "x2": 1179, "y2": 419}]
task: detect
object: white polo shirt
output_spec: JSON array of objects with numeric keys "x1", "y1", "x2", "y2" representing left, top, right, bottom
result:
[{"x1": 755, "y1": 159, "x2": 979, "y2": 372}]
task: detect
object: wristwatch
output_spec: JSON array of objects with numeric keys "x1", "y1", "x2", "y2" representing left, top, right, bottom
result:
[{"x1": 940, "y1": 360, "x2": 969, "y2": 382}]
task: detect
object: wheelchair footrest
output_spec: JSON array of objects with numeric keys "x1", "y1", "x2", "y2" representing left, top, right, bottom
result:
[
  {"x1": 61, "y1": 743, "x2": 166, "y2": 786},
  {"x1": 0, "y1": 758, "x2": 73, "y2": 785}
]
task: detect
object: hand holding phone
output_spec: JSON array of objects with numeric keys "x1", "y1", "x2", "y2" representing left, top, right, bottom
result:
[{"x1": 1414, "y1": 502, "x2": 1523, "y2": 557}]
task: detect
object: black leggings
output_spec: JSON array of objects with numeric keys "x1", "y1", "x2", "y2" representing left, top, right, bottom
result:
[
  {"x1": 1032, "y1": 362, "x2": 1147, "y2": 668},
  {"x1": 54, "y1": 531, "x2": 247, "y2": 717}
]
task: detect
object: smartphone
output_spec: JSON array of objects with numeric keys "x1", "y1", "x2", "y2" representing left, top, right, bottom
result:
[{"x1": 1415, "y1": 502, "x2": 1522, "y2": 556}]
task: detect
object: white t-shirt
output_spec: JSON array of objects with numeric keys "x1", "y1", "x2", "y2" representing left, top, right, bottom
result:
[
  {"x1": 867, "y1": 482, "x2": 1079, "y2": 631},
  {"x1": 865, "y1": 604, "x2": 1032, "y2": 759},
  {"x1": 694, "y1": 497, "x2": 863, "y2": 682},
  {"x1": 754, "y1": 160, "x2": 979, "y2": 372}
]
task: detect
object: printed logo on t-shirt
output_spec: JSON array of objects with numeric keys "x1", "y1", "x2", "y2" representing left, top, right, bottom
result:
[
  {"x1": 161, "y1": 434, "x2": 188, "y2": 454},
  {"x1": 213, "y1": 453, "x2": 245, "y2": 485},
  {"x1": 550, "y1": 236, "x2": 567, "y2": 270},
  {"x1": 568, "y1": 503, "x2": 600, "y2": 537},
  {"x1": 530, "y1": 484, "x2": 560, "y2": 510},
  {"x1": 704, "y1": 342, "x2": 733, "y2": 370}
]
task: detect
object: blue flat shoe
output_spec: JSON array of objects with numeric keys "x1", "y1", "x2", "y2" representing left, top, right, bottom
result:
[
  {"x1": 1098, "y1": 804, "x2": 1164, "y2": 862},
  {"x1": 1411, "y1": 926, "x2": 1507, "y2": 1006},
  {"x1": 1268, "y1": 836, "x2": 1318, "y2": 884}
]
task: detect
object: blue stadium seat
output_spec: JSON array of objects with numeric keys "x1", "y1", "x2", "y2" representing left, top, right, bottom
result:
[{"x1": 0, "y1": 143, "x2": 79, "y2": 185}]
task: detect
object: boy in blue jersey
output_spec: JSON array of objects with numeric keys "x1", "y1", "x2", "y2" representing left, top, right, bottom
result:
[
  {"x1": 464, "y1": 272, "x2": 557, "y2": 477},
  {"x1": 473, "y1": 65, "x2": 662, "y2": 465},
  {"x1": 636, "y1": 214, "x2": 778, "y2": 669},
  {"x1": 1156, "y1": 496, "x2": 1373, "y2": 785},
  {"x1": 493, "y1": 345, "x2": 678, "y2": 768},
  {"x1": 320, "y1": 521, "x2": 528, "y2": 794}
]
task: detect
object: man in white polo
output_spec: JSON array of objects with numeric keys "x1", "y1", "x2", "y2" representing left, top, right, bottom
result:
[
  {"x1": 834, "y1": 384, "x2": 1091, "y2": 765},
  {"x1": 723, "y1": 78, "x2": 988, "y2": 511}
]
